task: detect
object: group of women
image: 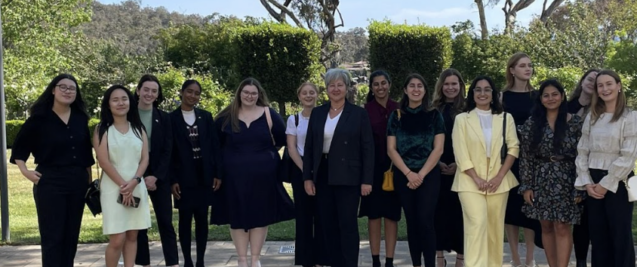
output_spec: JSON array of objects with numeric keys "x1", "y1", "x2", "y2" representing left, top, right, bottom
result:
[{"x1": 9, "y1": 51, "x2": 637, "y2": 267}]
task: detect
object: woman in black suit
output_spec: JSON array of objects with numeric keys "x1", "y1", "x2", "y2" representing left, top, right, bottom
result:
[
  {"x1": 303, "y1": 68, "x2": 375, "y2": 267},
  {"x1": 170, "y1": 80, "x2": 222, "y2": 267},
  {"x1": 133, "y1": 74, "x2": 179, "y2": 267}
]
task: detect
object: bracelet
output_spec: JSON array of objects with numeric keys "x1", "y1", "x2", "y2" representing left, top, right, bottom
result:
[{"x1": 405, "y1": 171, "x2": 412, "y2": 176}]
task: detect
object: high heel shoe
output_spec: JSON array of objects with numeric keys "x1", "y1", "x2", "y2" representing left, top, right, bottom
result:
[{"x1": 437, "y1": 256, "x2": 447, "y2": 267}]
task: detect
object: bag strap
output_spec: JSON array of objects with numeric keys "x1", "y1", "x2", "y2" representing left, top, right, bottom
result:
[
  {"x1": 397, "y1": 109, "x2": 401, "y2": 121},
  {"x1": 294, "y1": 114, "x2": 299, "y2": 127},
  {"x1": 264, "y1": 106, "x2": 275, "y2": 146},
  {"x1": 501, "y1": 112, "x2": 507, "y2": 161}
]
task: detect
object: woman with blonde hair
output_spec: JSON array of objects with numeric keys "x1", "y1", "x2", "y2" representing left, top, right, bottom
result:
[
  {"x1": 575, "y1": 69, "x2": 637, "y2": 267},
  {"x1": 501, "y1": 52, "x2": 542, "y2": 267},
  {"x1": 432, "y1": 68, "x2": 465, "y2": 267},
  {"x1": 286, "y1": 82, "x2": 327, "y2": 267}
]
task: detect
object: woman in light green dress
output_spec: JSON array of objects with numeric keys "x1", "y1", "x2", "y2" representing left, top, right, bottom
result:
[{"x1": 94, "y1": 85, "x2": 151, "y2": 267}]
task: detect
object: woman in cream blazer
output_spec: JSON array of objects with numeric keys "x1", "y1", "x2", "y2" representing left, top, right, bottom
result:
[{"x1": 451, "y1": 76, "x2": 520, "y2": 267}]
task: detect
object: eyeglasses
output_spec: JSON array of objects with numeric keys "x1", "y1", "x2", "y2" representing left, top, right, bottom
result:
[
  {"x1": 241, "y1": 91, "x2": 258, "y2": 97},
  {"x1": 473, "y1": 88, "x2": 493, "y2": 94},
  {"x1": 56, "y1": 84, "x2": 77, "y2": 93}
]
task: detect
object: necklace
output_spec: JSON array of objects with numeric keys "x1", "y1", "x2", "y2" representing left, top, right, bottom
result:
[{"x1": 331, "y1": 103, "x2": 345, "y2": 111}]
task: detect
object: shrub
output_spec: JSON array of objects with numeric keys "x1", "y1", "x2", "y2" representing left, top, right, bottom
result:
[{"x1": 368, "y1": 20, "x2": 452, "y2": 100}]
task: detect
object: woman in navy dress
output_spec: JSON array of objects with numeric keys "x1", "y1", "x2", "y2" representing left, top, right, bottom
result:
[
  {"x1": 213, "y1": 77, "x2": 294, "y2": 267},
  {"x1": 432, "y1": 68, "x2": 466, "y2": 267},
  {"x1": 358, "y1": 70, "x2": 401, "y2": 267},
  {"x1": 501, "y1": 52, "x2": 542, "y2": 267}
]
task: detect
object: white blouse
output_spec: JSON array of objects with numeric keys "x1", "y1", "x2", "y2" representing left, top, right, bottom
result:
[
  {"x1": 477, "y1": 109, "x2": 493, "y2": 158},
  {"x1": 182, "y1": 109, "x2": 195, "y2": 125},
  {"x1": 323, "y1": 111, "x2": 342, "y2": 153},
  {"x1": 285, "y1": 113, "x2": 310, "y2": 156},
  {"x1": 575, "y1": 111, "x2": 637, "y2": 193}
]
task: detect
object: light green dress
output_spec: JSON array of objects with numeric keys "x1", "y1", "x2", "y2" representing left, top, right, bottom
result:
[{"x1": 100, "y1": 124, "x2": 151, "y2": 235}]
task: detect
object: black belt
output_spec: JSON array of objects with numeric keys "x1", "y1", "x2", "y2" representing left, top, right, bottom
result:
[{"x1": 535, "y1": 155, "x2": 575, "y2": 162}]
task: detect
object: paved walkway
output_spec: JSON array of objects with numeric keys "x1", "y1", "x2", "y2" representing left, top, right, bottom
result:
[{"x1": 0, "y1": 240, "x2": 630, "y2": 267}]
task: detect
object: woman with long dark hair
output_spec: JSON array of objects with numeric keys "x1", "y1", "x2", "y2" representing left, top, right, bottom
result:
[
  {"x1": 170, "y1": 79, "x2": 221, "y2": 267},
  {"x1": 213, "y1": 78, "x2": 294, "y2": 267},
  {"x1": 501, "y1": 52, "x2": 542, "y2": 267},
  {"x1": 568, "y1": 69, "x2": 599, "y2": 267},
  {"x1": 359, "y1": 70, "x2": 401, "y2": 267},
  {"x1": 518, "y1": 79, "x2": 584, "y2": 267},
  {"x1": 432, "y1": 68, "x2": 465, "y2": 267},
  {"x1": 387, "y1": 73, "x2": 445, "y2": 267},
  {"x1": 94, "y1": 85, "x2": 151, "y2": 267},
  {"x1": 575, "y1": 70, "x2": 637, "y2": 267},
  {"x1": 452, "y1": 76, "x2": 519, "y2": 267},
  {"x1": 133, "y1": 75, "x2": 179, "y2": 267},
  {"x1": 10, "y1": 74, "x2": 94, "y2": 267}
]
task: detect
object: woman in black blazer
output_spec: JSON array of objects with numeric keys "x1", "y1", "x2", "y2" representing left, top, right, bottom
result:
[
  {"x1": 133, "y1": 74, "x2": 179, "y2": 267},
  {"x1": 170, "y1": 80, "x2": 222, "y2": 267},
  {"x1": 303, "y1": 68, "x2": 375, "y2": 267}
]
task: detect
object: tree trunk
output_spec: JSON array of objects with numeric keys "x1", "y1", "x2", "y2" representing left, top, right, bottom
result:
[
  {"x1": 475, "y1": 0, "x2": 489, "y2": 39},
  {"x1": 540, "y1": 0, "x2": 566, "y2": 22}
]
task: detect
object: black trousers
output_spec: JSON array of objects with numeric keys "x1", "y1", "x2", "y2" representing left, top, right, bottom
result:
[
  {"x1": 33, "y1": 166, "x2": 88, "y2": 267},
  {"x1": 177, "y1": 190, "x2": 210, "y2": 267},
  {"x1": 588, "y1": 169, "x2": 635, "y2": 267},
  {"x1": 573, "y1": 199, "x2": 590, "y2": 261},
  {"x1": 291, "y1": 164, "x2": 327, "y2": 266},
  {"x1": 136, "y1": 178, "x2": 179, "y2": 266},
  {"x1": 395, "y1": 167, "x2": 440, "y2": 267},
  {"x1": 316, "y1": 157, "x2": 360, "y2": 267}
]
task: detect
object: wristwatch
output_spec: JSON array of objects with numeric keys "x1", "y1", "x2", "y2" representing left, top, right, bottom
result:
[{"x1": 134, "y1": 176, "x2": 143, "y2": 183}]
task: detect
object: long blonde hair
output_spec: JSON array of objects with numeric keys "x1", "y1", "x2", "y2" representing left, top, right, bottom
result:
[
  {"x1": 504, "y1": 52, "x2": 534, "y2": 91},
  {"x1": 216, "y1": 77, "x2": 270, "y2": 132},
  {"x1": 590, "y1": 69, "x2": 628, "y2": 124},
  {"x1": 433, "y1": 68, "x2": 465, "y2": 118}
]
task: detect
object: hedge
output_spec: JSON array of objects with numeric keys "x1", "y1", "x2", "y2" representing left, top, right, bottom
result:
[
  {"x1": 368, "y1": 20, "x2": 452, "y2": 100},
  {"x1": 231, "y1": 22, "x2": 322, "y2": 117},
  {"x1": 4, "y1": 119, "x2": 100, "y2": 149}
]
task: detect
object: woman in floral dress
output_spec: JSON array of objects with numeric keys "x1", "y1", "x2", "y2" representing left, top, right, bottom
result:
[{"x1": 518, "y1": 79, "x2": 584, "y2": 267}]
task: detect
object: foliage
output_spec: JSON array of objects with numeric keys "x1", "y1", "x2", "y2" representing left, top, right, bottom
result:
[
  {"x1": 368, "y1": 20, "x2": 452, "y2": 100},
  {"x1": 231, "y1": 22, "x2": 323, "y2": 117},
  {"x1": 333, "y1": 27, "x2": 368, "y2": 64},
  {"x1": 531, "y1": 66, "x2": 584, "y2": 95}
]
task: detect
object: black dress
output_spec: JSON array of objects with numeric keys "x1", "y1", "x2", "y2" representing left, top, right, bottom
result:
[
  {"x1": 358, "y1": 99, "x2": 401, "y2": 222},
  {"x1": 434, "y1": 103, "x2": 463, "y2": 253},
  {"x1": 502, "y1": 90, "x2": 543, "y2": 248},
  {"x1": 211, "y1": 108, "x2": 295, "y2": 231}
]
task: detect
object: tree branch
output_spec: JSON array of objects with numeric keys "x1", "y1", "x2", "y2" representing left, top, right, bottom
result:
[
  {"x1": 260, "y1": 0, "x2": 285, "y2": 22},
  {"x1": 540, "y1": 0, "x2": 565, "y2": 22},
  {"x1": 262, "y1": 0, "x2": 305, "y2": 28}
]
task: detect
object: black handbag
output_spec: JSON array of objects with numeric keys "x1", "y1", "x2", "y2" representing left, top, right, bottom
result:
[
  {"x1": 279, "y1": 114, "x2": 299, "y2": 183},
  {"x1": 85, "y1": 178, "x2": 102, "y2": 217},
  {"x1": 501, "y1": 112, "x2": 508, "y2": 164}
]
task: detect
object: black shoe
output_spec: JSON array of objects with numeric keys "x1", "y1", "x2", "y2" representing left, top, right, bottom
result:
[{"x1": 576, "y1": 260, "x2": 587, "y2": 267}]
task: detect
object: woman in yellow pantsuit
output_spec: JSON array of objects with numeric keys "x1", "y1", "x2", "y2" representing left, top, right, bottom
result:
[{"x1": 451, "y1": 76, "x2": 520, "y2": 267}]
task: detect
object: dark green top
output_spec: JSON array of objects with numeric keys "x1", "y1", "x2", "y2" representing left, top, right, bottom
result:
[
  {"x1": 139, "y1": 108, "x2": 153, "y2": 150},
  {"x1": 387, "y1": 105, "x2": 445, "y2": 169}
]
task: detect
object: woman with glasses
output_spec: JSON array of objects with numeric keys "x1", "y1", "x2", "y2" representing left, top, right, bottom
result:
[
  {"x1": 452, "y1": 76, "x2": 520, "y2": 267},
  {"x1": 10, "y1": 74, "x2": 95, "y2": 267}
]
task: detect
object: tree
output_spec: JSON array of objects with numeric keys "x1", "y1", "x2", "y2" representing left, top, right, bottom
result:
[
  {"x1": 474, "y1": 0, "x2": 489, "y2": 39},
  {"x1": 260, "y1": 0, "x2": 344, "y2": 67},
  {"x1": 333, "y1": 27, "x2": 368, "y2": 64},
  {"x1": 486, "y1": 0, "x2": 564, "y2": 34}
]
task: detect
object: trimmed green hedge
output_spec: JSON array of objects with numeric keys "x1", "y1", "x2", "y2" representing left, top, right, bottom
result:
[
  {"x1": 5, "y1": 119, "x2": 100, "y2": 148},
  {"x1": 368, "y1": 20, "x2": 452, "y2": 100},
  {"x1": 231, "y1": 22, "x2": 322, "y2": 116}
]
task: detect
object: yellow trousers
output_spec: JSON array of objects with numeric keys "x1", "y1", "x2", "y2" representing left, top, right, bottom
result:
[{"x1": 458, "y1": 191, "x2": 509, "y2": 267}]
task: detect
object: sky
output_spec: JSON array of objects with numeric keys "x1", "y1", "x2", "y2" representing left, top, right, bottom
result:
[{"x1": 99, "y1": 0, "x2": 547, "y2": 31}]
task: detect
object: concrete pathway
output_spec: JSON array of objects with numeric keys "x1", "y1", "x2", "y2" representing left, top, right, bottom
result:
[{"x1": 0, "y1": 240, "x2": 628, "y2": 267}]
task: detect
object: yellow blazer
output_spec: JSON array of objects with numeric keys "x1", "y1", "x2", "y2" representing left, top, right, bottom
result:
[{"x1": 451, "y1": 110, "x2": 520, "y2": 194}]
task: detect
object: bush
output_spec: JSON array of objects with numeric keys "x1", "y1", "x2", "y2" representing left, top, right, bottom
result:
[
  {"x1": 368, "y1": 20, "x2": 452, "y2": 100},
  {"x1": 231, "y1": 22, "x2": 322, "y2": 117},
  {"x1": 531, "y1": 66, "x2": 584, "y2": 95}
]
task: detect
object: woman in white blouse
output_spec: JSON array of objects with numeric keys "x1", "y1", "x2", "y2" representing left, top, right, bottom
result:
[
  {"x1": 286, "y1": 82, "x2": 326, "y2": 267},
  {"x1": 575, "y1": 69, "x2": 637, "y2": 267}
]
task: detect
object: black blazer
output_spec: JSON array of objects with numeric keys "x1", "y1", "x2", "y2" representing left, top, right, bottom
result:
[
  {"x1": 145, "y1": 108, "x2": 172, "y2": 182},
  {"x1": 169, "y1": 108, "x2": 221, "y2": 188},
  {"x1": 303, "y1": 101, "x2": 374, "y2": 186}
]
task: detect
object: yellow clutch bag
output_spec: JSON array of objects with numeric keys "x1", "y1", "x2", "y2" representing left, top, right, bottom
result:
[{"x1": 382, "y1": 163, "x2": 394, "y2": 191}]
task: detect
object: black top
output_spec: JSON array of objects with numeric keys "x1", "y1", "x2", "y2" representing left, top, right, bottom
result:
[
  {"x1": 387, "y1": 106, "x2": 445, "y2": 169},
  {"x1": 146, "y1": 108, "x2": 173, "y2": 181},
  {"x1": 440, "y1": 103, "x2": 457, "y2": 164},
  {"x1": 567, "y1": 98, "x2": 584, "y2": 114},
  {"x1": 10, "y1": 109, "x2": 95, "y2": 169},
  {"x1": 303, "y1": 101, "x2": 375, "y2": 186},
  {"x1": 502, "y1": 90, "x2": 538, "y2": 126}
]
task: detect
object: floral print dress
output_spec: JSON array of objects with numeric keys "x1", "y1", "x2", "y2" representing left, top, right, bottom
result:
[{"x1": 518, "y1": 114, "x2": 585, "y2": 224}]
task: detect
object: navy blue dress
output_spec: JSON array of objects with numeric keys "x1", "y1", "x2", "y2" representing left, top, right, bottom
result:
[{"x1": 210, "y1": 107, "x2": 294, "y2": 231}]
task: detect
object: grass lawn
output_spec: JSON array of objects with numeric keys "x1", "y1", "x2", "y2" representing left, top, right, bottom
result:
[{"x1": 2, "y1": 149, "x2": 636, "y2": 245}]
